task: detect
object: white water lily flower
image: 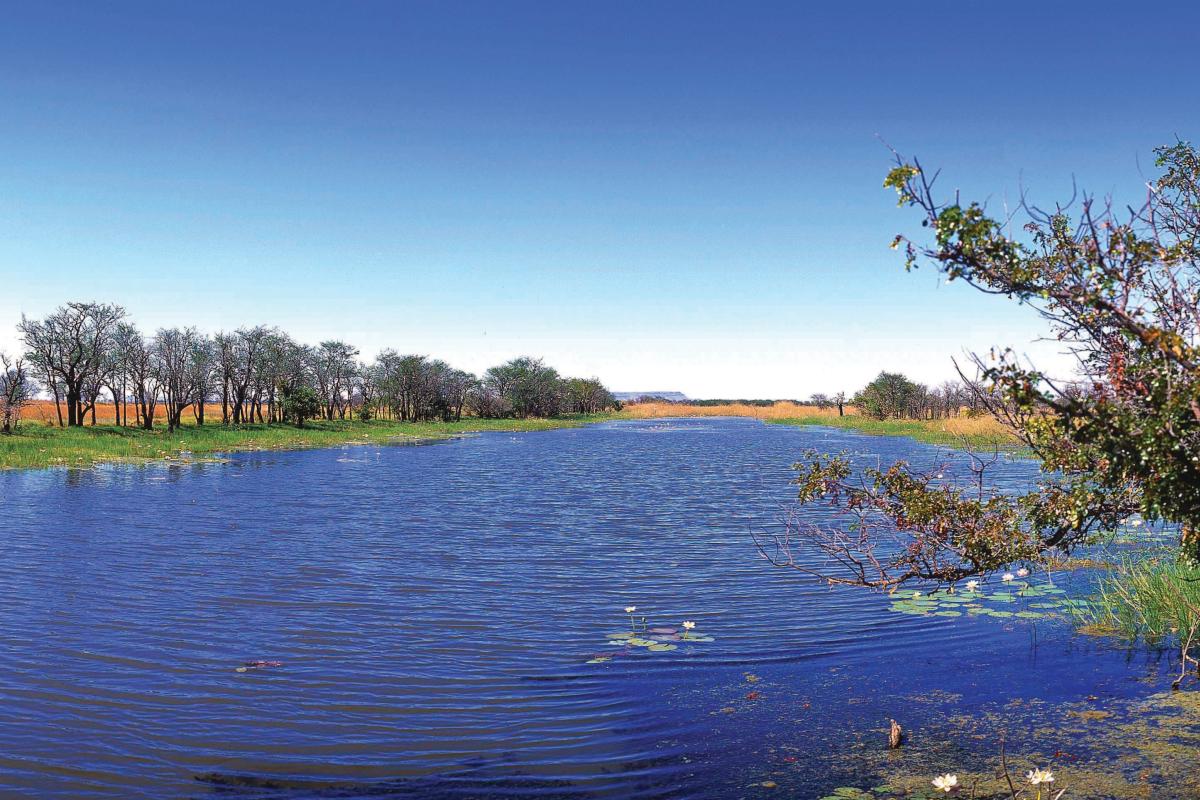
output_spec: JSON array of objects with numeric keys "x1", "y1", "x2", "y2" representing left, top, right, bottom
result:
[
  {"x1": 1002, "y1": 572, "x2": 1015, "y2": 582},
  {"x1": 932, "y1": 773, "x2": 958, "y2": 792},
  {"x1": 682, "y1": 620, "x2": 696, "y2": 630},
  {"x1": 624, "y1": 606, "x2": 637, "y2": 614},
  {"x1": 1026, "y1": 768, "x2": 1054, "y2": 785},
  {"x1": 1016, "y1": 567, "x2": 1030, "y2": 578},
  {"x1": 965, "y1": 579, "x2": 979, "y2": 591},
  {"x1": 912, "y1": 591, "x2": 922, "y2": 598}
]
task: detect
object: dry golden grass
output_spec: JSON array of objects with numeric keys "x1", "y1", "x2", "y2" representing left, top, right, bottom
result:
[
  {"x1": 620, "y1": 401, "x2": 1018, "y2": 448},
  {"x1": 924, "y1": 414, "x2": 1013, "y2": 439},
  {"x1": 620, "y1": 401, "x2": 846, "y2": 420},
  {"x1": 26, "y1": 401, "x2": 241, "y2": 425}
]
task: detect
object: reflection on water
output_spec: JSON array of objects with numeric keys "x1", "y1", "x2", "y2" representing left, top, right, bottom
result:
[{"x1": 0, "y1": 418, "x2": 1173, "y2": 798}]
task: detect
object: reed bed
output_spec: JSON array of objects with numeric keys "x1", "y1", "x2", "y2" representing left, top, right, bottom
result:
[
  {"x1": 621, "y1": 401, "x2": 843, "y2": 420},
  {"x1": 1073, "y1": 555, "x2": 1200, "y2": 643},
  {"x1": 621, "y1": 401, "x2": 1018, "y2": 449}
]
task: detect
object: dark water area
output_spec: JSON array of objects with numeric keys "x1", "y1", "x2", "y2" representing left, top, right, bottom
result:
[{"x1": 0, "y1": 418, "x2": 1174, "y2": 798}]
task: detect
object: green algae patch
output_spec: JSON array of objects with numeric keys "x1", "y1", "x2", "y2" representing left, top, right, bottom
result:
[{"x1": 833, "y1": 689, "x2": 1200, "y2": 799}]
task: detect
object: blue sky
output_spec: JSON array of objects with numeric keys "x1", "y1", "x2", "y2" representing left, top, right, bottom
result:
[{"x1": 2, "y1": 1, "x2": 1198, "y2": 397}]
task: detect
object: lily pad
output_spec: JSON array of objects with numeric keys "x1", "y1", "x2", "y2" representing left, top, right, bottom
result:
[
  {"x1": 830, "y1": 789, "x2": 873, "y2": 800},
  {"x1": 933, "y1": 610, "x2": 962, "y2": 617},
  {"x1": 890, "y1": 604, "x2": 931, "y2": 616},
  {"x1": 647, "y1": 643, "x2": 677, "y2": 652}
]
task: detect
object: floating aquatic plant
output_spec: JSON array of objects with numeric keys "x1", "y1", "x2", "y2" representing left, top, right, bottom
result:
[
  {"x1": 586, "y1": 611, "x2": 715, "y2": 663},
  {"x1": 887, "y1": 579, "x2": 1079, "y2": 624}
]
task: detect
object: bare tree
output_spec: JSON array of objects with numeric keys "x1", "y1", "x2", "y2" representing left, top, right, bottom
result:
[
  {"x1": 0, "y1": 353, "x2": 35, "y2": 434},
  {"x1": 313, "y1": 340, "x2": 359, "y2": 420},
  {"x1": 189, "y1": 335, "x2": 217, "y2": 425},
  {"x1": 118, "y1": 325, "x2": 159, "y2": 430},
  {"x1": 18, "y1": 302, "x2": 125, "y2": 427},
  {"x1": 154, "y1": 327, "x2": 209, "y2": 432},
  {"x1": 224, "y1": 326, "x2": 270, "y2": 424}
]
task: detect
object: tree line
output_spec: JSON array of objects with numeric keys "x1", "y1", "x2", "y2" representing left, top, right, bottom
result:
[
  {"x1": 1, "y1": 302, "x2": 617, "y2": 432},
  {"x1": 831, "y1": 372, "x2": 991, "y2": 421}
]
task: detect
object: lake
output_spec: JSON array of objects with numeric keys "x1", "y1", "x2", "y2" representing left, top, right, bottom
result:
[{"x1": 0, "y1": 418, "x2": 1175, "y2": 798}]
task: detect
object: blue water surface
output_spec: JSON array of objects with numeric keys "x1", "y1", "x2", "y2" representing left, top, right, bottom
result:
[{"x1": 0, "y1": 418, "x2": 1159, "y2": 798}]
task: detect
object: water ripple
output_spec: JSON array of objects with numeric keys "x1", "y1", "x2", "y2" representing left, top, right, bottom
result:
[{"x1": 0, "y1": 418, "x2": 1130, "y2": 797}]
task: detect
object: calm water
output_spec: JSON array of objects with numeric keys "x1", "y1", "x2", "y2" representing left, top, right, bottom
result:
[{"x1": 0, "y1": 418, "x2": 1162, "y2": 798}]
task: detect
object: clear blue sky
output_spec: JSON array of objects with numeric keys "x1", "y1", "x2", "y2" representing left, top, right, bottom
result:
[{"x1": 2, "y1": 1, "x2": 1197, "y2": 397}]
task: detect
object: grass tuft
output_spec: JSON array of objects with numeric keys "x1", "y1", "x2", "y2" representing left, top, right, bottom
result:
[{"x1": 1071, "y1": 554, "x2": 1200, "y2": 647}]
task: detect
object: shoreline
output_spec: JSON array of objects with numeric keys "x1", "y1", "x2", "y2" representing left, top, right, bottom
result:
[
  {"x1": 0, "y1": 413, "x2": 622, "y2": 472},
  {"x1": 0, "y1": 408, "x2": 1025, "y2": 472}
]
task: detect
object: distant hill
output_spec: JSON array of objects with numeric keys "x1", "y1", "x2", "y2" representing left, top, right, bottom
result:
[{"x1": 613, "y1": 391, "x2": 690, "y2": 402}]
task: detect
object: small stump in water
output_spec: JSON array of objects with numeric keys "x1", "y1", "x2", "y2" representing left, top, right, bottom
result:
[{"x1": 888, "y1": 719, "x2": 903, "y2": 749}]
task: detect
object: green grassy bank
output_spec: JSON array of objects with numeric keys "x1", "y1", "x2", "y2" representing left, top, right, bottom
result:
[
  {"x1": 0, "y1": 414, "x2": 621, "y2": 471},
  {"x1": 768, "y1": 413, "x2": 1022, "y2": 450}
]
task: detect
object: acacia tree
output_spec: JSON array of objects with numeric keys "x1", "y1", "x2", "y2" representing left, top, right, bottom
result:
[
  {"x1": 281, "y1": 385, "x2": 321, "y2": 427},
  {"x1": 313, "y1": 340, "x2": 358, "y2": 420},
  {"x1": 565, "y1": 377, "x2": 615, "y2": 414},
  {"x1": 255, "y1": 331, "x2": 304, "y2": 423},
  {"x1": 154, "y1": 327, "x2": 208, "y2": 432},
  {"x1": 0, "y1": 353, "x2": 35, "y2": 434},
  {"x1": 224, "y1": 326, "x2": 269, "y2": 424},
  {"x1": 119, "y1": 324, "x2": 159, "y2": 430},
  {"x1": 766, "y1": 142, "x2": 1200, "y2": 588},
  {"x1": 484, "y1": 357, "x2": 563, "y2": 418},
  {"x1": 18, "y1": 302, "x2": 125, "y2": 426},
  {"x1": 189, "y1": 336, "x2": 217, "y2": 425},
  {"x1": 854, "y1": 371, "x2": 920, "y2": 419}
]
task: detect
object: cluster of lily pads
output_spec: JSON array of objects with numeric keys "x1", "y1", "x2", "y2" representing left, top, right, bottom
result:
[
  {"x1": 585, "y1": 606, "x2": 715, "y2": 664},
  {"x1": 818, "y1": 787, "x2": 909, "y2": 800},
  {"x1": 888, "y1": 574, "x2": 1088, "y2": 622}
]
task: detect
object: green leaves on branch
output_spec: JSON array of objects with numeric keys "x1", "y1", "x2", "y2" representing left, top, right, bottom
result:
[
  {"x1": 785, "y1": 450, "x2": 1089, "y2": 585},
  {"x1": 875, "y1": 142, "x2": 1200, "y2": 572}
]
